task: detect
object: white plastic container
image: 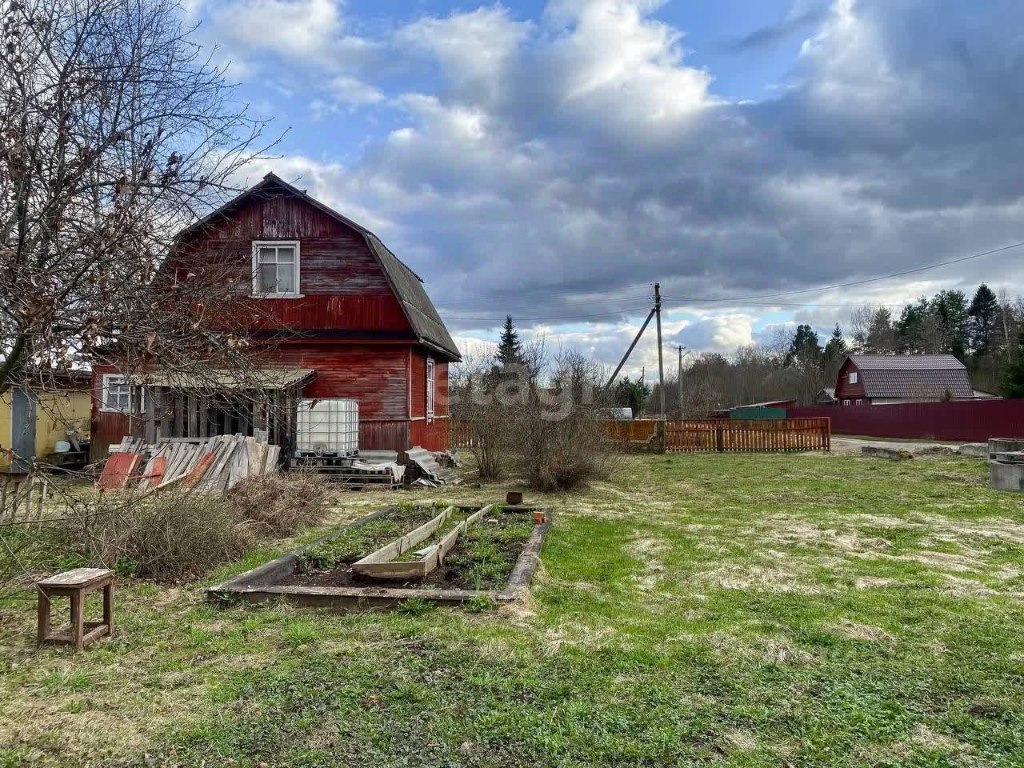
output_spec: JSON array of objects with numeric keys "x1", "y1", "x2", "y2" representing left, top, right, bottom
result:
[{"x1": 295, "y1": 398, "x2": 359, "y2": 455}]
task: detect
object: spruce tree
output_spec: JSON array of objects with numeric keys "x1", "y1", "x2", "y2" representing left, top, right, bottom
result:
[
  {"x1": 495, "y1": 315, "x2": 525, "y2": 369},
  {"x1": 968, "y1": 283, "x2": 999, "y2": 355},
  {"x1": 823, "y1": 325, "x2": 847, "y2": 361}
]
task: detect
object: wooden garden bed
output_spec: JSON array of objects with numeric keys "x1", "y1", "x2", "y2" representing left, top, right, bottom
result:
[{"x1": 207, "y1": 503, "x2": 551, "y2": 609}]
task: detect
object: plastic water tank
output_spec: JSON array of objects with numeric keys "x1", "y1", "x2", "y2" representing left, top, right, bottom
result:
[{"x1": 295, "y1": 398, "x2": 359, "y2": 454}]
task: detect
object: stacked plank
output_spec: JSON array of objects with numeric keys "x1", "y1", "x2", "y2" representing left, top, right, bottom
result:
[
  {"x1": 97, "y1": 434, "x2": 280, "y2": 493},
  {"x1": 291, "y1": 454, "x2": 405, "y2": 488}
]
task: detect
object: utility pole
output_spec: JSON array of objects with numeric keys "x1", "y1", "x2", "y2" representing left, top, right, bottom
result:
[{"x1": 655, "y1": 283, "x2": 665, "y2": 420}]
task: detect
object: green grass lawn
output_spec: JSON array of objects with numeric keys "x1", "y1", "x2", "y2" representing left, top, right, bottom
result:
[{"x1": 2, "y1": 452, "x2": 1024, "y2": 767}]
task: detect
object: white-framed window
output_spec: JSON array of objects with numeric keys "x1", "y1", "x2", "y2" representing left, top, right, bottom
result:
[
  {"x1": 426, "y1": 357, "x2": 435, "y2": 420},
  {"x1": 101, "y1": 374, "x2": 144, "y2": 413},
  {"x1": 843, "y1": 399, "x2": 851, "y2": 406},
  {"x1": 252, "y1": 240, "x2": 300, "y2": 296},
  {"x1": 855, "y1": 399, "x2": 863, "y2": 406},
  {"x1": 849, "y1": 372, "x2": 858, "y2": 384}
]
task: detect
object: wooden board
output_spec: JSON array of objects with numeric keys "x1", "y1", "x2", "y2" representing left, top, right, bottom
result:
[
  {"x1": 354, "y1": 505, "x2": 491, "y2": 581},
  {"x1": 183, "y1": 452, "x2": 217, "y2": 489},
  {"x1": 140, "y1": 456, "x2": 167, "y2": 487},
  {"x1": 351, "y1": 506, "x2": 454, "y2": 576},
  {"x1": 97, "y1": 452, "x2": 142, "y2": 490}
]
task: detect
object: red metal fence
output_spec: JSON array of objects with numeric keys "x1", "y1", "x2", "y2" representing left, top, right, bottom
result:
[
  {"x1": 788, "y1": 400, "x2": 1024, "y2": 442},
  {"x1": 450, "y1": 418, "x2": 830, "y2": 453}
]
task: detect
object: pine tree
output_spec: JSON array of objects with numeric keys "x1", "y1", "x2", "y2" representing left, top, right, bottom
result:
[
  {"x1": 968, "y1": 283, "x2": 999, "y2": 355},
  {"x1": 495, "y1": 315, "x2": 525, "y2": 369}
]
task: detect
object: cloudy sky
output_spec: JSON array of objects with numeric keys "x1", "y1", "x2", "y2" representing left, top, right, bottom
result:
[{"x1": 191, "y1": 0, "x2": 1024, "y2": 376}]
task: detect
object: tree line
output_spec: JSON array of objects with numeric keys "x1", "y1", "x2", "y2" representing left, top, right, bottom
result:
[{"x1": 618, "y1": 284, "x2": 1024, "y2": 416}]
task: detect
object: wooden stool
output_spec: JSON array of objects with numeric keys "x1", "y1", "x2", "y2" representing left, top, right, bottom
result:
[{"x1": 36, "y1": 568, "x2": 114, "y2": 650}]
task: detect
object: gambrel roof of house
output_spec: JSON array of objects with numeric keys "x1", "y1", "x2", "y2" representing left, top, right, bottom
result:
[
  {"x1": 847, "y1": 354, "x2": 973, "y2": 399},
  {"x1": 176, "y1": 173, "x2": 460, "y2": 361}
]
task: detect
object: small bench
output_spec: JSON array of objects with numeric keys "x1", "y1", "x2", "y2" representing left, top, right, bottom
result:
[{"x1": 36, "y1": 568, "x2": 114, "y2": 650}]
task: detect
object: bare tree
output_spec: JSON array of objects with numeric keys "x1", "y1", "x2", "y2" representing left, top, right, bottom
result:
[{"x1": 0, "y1": 0, "x2": 275, "y2": 395}]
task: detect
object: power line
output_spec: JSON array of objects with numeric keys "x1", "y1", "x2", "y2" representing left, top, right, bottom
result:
[{"x1": 661, "y1": 240, "x2": 1024, "y2": 305}]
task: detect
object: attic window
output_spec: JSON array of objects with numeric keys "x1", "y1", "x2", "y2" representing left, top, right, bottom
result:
[
  {"x1": 252, "y1": 241, "x2": 300, "y2": 296},
  {"x1": 849, "y1": 372, "x2": 858, "y2": 384}
]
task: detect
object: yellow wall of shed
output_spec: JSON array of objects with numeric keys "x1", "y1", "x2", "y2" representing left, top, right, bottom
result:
[{"x1": 0, "y1": 390, "x2": 92, "y2": 471}]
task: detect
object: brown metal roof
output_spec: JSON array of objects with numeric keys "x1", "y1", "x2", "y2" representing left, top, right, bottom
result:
[
  {"x1": 176, "y1": 173, "x2": 461, "y2": 361},
  {"x1": 849, "y1": 355, "x2": 973, "y2": 399}
]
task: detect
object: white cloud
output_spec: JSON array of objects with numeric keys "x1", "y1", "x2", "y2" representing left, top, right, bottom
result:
[
  {"x1": 207, "y1": 0, "x2": 1024, "y2": 369},
  {"x1": 397, "y1": 7, "x2": 532, "y2": 103},
  {"x1": 211, "y1": 0, "x2": 344, "y2": 61},
  {"x1": 329, "y1": 76, "x2": 385, "y2": 106},
  {"x1": 208, "y1": 0, "x2": 382, "y2": 113}
]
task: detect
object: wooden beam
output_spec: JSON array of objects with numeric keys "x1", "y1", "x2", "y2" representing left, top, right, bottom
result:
[
  {"x1": 143, "y1": 388, "x2": 156, "y2": 444},
  {"x1": 351, "y1": 506, "x2": 454, "y2": 571}
]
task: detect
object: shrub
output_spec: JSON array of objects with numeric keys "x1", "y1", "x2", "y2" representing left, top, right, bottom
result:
[
  {"x1": 62, "y1": 489, "x2": 254, "y2": 580},
  {"x1": 228, "y1": 471, "x2": 331, "y2": 536},
  {"x1": 452, "y1": 345, "x2": 614, "y2": 491}
]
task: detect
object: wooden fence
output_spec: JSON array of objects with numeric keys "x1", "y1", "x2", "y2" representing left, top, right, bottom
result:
[
  {"x1": 449, "y1": 417, "x2": 831, "y2": 453},
  {"x1": 663, "y1": 418, "x2": 830, "y2": 453},
  {"x1": 0, "y1": 474, "x2": 51, "y2": 529}
]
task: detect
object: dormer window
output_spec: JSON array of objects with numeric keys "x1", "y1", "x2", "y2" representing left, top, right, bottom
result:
[
  {"x1": 252, "y1": 240, "x2": 301, "y2": 296},
  {"x1": 849, "y1": 372, "x2": 858, "y2": 384}
]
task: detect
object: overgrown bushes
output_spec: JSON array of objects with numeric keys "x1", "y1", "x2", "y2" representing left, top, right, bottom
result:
[
  {"x1": 62, "y1": 490, "x2": 252, "y2": 580},
  {"x1": 451, "y1": 346, "x2": 615, "y2": 491},
  {"x1": 57, "y1": 473, "x2": 332, "y2": 580},
  {"x1": 228, "y1": 471, "x2": 331, "y2": 536}
]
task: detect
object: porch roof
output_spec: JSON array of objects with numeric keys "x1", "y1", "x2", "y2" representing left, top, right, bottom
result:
[{"x1": 141, "y1": 367, "x2": 316, "y2": 391}]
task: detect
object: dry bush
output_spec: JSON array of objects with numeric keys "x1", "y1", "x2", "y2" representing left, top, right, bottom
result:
[
  {"x1": 454, "y1": 345, "x2": 615, "y2": 491},
  {"x1": 45, "y1": 472, "x2": 332, "y2": 581},
  {"x1": 228, "y1": 472, "x2": 331, "y2": 536},
  {"x1": 62, "y1": 490, "x2": 255, "y2": 580},
  {"x1": 510, "y1": 350, "x2": 615, "y2": 492}
]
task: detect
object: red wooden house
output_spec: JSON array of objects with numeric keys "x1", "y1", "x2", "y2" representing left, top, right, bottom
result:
[
  {"x1": 90, "y1": 173, "x2": 460, "y2": 458},
  {"x1": 834, "y1": 354, "x2": 973, "y2": 406}
]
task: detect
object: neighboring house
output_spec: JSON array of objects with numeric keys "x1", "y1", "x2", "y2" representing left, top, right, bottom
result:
[
  {"x1": 91, "y1": 173, "x2": 460, "y2": 458},
  {"x1": 834, "y1": 355, "x2": 973, "y2": 406},
  {"x1": 1, "y1": 371, "x2": 92, "y2": 473},
  {"x1": 815, "y1": 387, "x2": 837, "y2": 405}
]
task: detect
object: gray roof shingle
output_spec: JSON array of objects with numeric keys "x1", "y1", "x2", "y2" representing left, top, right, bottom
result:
[{"x1": 849, "y1": 354, "x2": 973, "y2": 399}]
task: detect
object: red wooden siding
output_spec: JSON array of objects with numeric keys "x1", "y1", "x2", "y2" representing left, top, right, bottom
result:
[
  {"x1": 834, "y1": 359, "x2": 866, "y2": 401},
  {"x1": 360, "y1": 420, "x2": 411, "y2": 453},
  {"x1": 92, "y1": 184, "x2": 458, "y2": 457},
  {"x1": 411, "y1": 417, "x2": 449, "y2": 452},
  {"x1": 410, "y1": 350, "x2": 426, "y2": 419},
  {"x1": 436, "y1": 361, "x2": 449, "y2": 417},
  {"x1": 408, "y1": 350, "x2": 449, "y2": 449},
  {"x1": 789, "y1": 400, "x2": 1024, "y2": 442},
  {"x1": 171, "y1": 193, "x2": 412, "y2": 334},
  {"x1": 271, "y1": 343, "x2": 409, "y2": 421}
]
